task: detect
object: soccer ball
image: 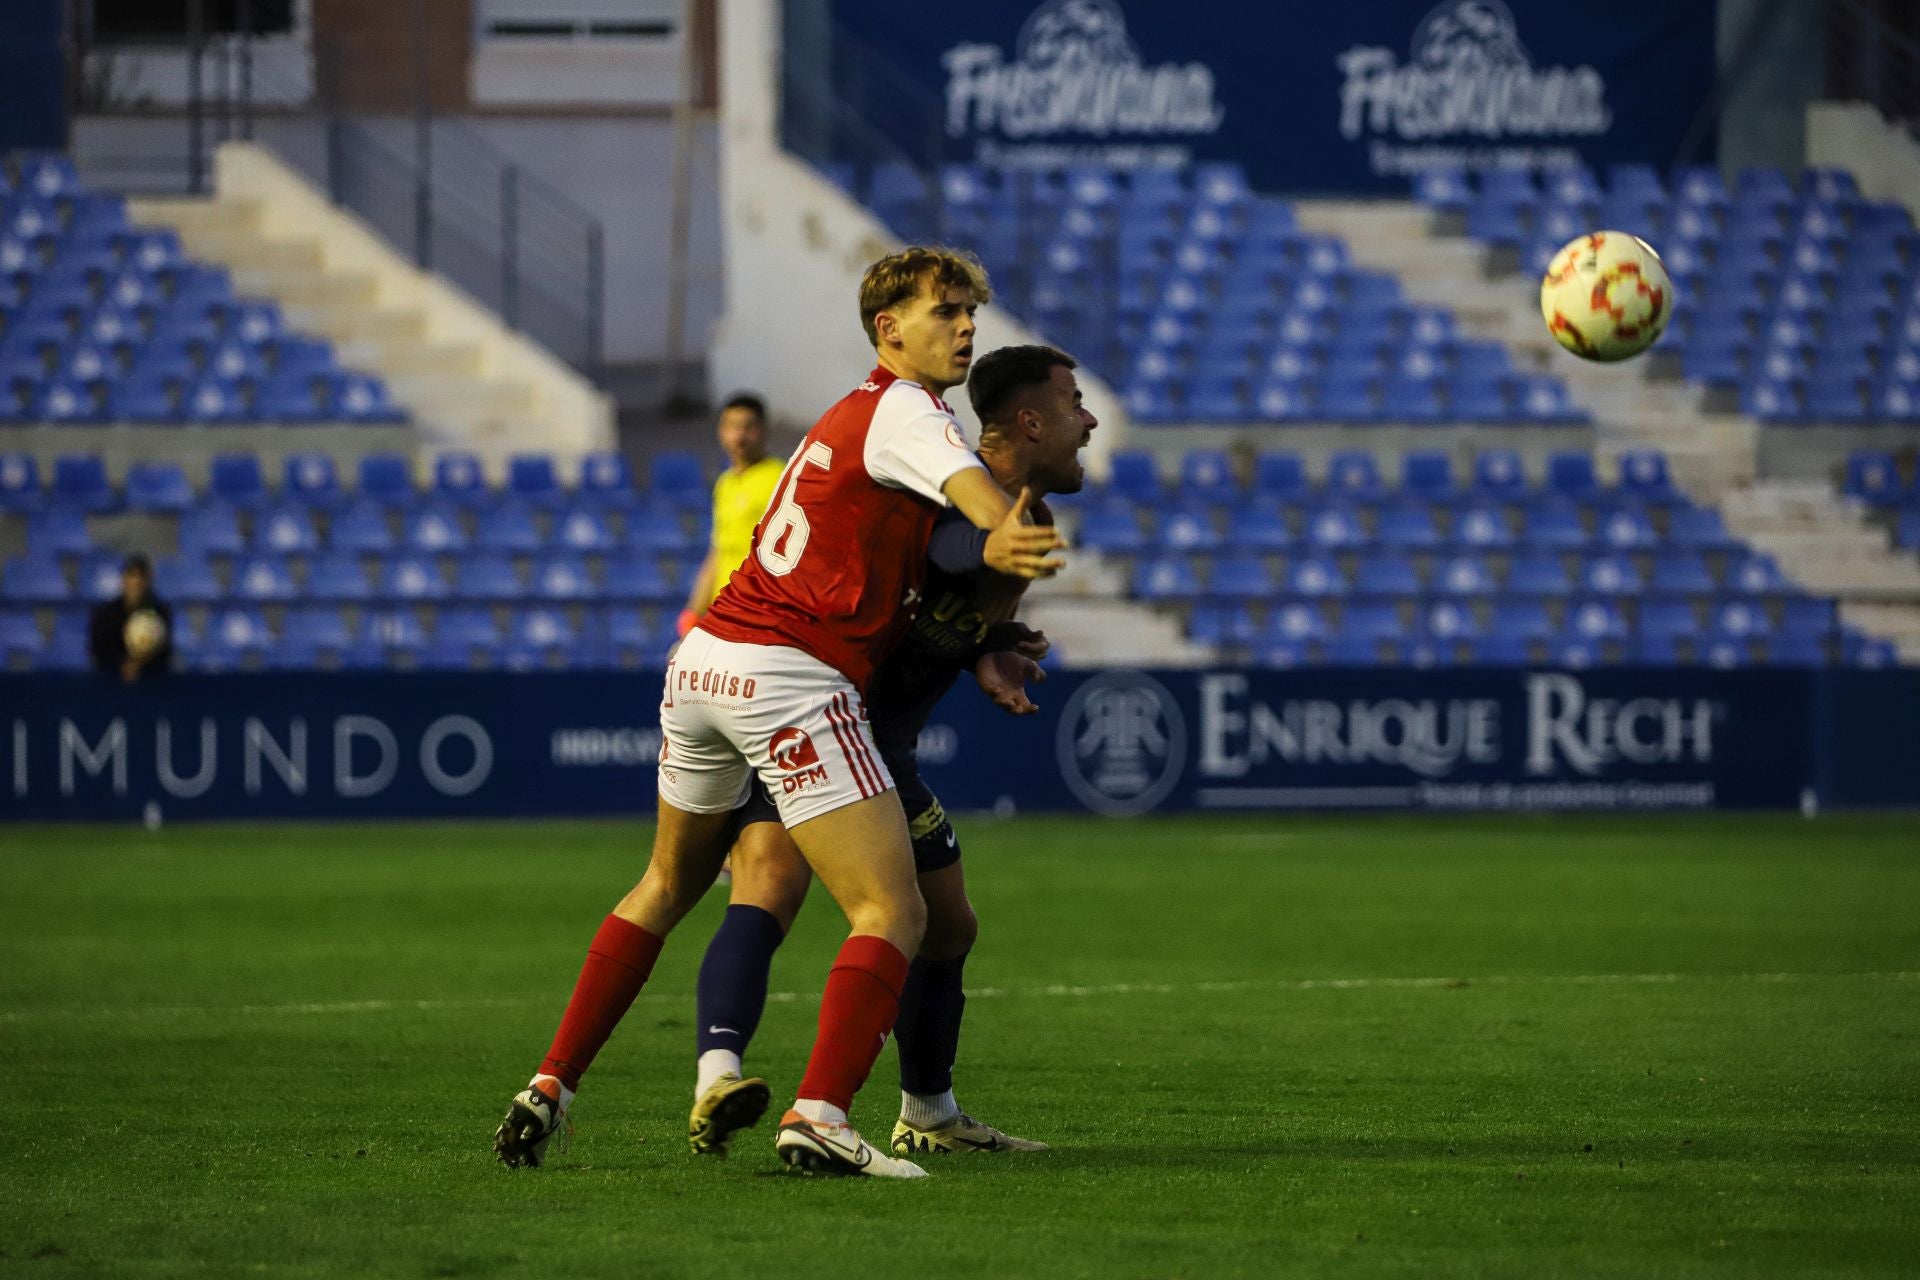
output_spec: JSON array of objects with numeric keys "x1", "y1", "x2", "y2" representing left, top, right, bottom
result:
[
  {"x1": 1540, "y1": 231, "x2": 1674, "y2": 362},
  {"x1": 125, "y1": 608, "x2": 168, "y2": 657}
]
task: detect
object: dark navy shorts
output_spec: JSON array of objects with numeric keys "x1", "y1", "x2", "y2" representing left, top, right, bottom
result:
[{"x1": 731, "y1": 752, "x2": 960, "y2": 875}]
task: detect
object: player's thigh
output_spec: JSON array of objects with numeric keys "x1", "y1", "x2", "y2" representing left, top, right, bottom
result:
[
  {"x1": 616, "y1": 800, "x2": 736, "y2": 935},
  {"x1": 727, "y1": 783, "x2": 812, "y2": 932},
  {"x1": 786, "y1": 790, "x2": 924, "y2": 945}
]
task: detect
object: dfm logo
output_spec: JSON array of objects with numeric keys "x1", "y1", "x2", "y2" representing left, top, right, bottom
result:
[{"x1": 770, "y1": 726, "x2": 828, "y2": 795}]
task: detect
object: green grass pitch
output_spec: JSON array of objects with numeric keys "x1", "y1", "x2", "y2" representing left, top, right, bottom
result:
[{"x1": 2, "y1": 814, "x2": 1918, "y2": 1279}]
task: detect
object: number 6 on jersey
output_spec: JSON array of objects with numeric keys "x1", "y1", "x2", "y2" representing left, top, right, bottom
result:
[{"x1": 756, "y1": 441, "x2": 833, "y2": 576}]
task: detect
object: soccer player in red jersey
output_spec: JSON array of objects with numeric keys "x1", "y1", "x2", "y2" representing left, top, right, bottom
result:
[
  {"x1": 686, "y1": 345, "x2": 1094, "y2": 1161},
  {"x1": 493, "y1": 248, "x2": 1065, "y2": 1178}
]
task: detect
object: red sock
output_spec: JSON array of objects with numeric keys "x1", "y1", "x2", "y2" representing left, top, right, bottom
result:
[
  {"x1": 795, "y1": 935, "x2": 911, "y2": 1113},
  {"x1": 539, "y1": 914, "x2": 664, "y2": 1091}
]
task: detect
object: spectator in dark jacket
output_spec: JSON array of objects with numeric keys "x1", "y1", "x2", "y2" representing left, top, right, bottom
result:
[{"x1": 89, "y1": 554, "x2": 173, "y2": 681}]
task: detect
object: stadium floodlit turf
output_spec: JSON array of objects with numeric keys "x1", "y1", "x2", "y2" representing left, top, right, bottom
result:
[{"x1": 2, "y1": 815, "x2": 1918, "y2": 1279}]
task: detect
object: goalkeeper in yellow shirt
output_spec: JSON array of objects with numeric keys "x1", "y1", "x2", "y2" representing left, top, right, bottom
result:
[{"x1": 677, "y1": 393, "x2": 783, "y2": 638}]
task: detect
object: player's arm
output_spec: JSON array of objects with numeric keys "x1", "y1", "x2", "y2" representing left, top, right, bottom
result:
[
  {"x1": 678, "y1": 550, "x2": 718, "y2": 636},
  {"x1": 942, "y1": 475, "x2": 1064, "y2": 579}
]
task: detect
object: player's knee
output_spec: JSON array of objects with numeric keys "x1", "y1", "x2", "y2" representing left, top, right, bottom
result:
[
  {"x1": 849, "y1": 888, "x2": 925, "y2": 954},
  {"x1": 921, "y1": 900, "x2": 977, "y2": 961}
]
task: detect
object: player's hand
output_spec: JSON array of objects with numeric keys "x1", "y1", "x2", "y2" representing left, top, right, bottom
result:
[
  {"x1": 981, "y1": 621, "x2": 1050, "y2": 661},
  {"x1": 982, "y1": 487, "x2": 1065, "y2": 580},
  {"x1": 974, "y1": 649, "x2": 1045, "y2": 716}
]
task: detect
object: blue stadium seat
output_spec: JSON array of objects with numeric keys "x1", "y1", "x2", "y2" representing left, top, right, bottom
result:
[
  {"x1": 343, "y1": 455, "x2": 407, "y2": 507},
  {"x1": 1322, "y1": 635, "x2": 1392, "y2": 666},
  {"x1": 328, "y1": 501, "x2": 394, "y2": 554},
  {"x1": 1325, "y1": 451, "x2": 1384, "y2": 500},
  {"x1": 0, "y1": 610, "x2": 44, "y2": 666},
  {"x1": 1581, "y1": 555, "x2": 1643, "y2": 594},
  {"x1": 1844, "y1": 451, "x2": 1904, "y2": 506},
  {"x1": 1523, "y1": 507, "x2": 1588, "y2": 549},
  {"x1": 208, "y1": 453, "x2": 267, "y2": 509},
  {"x1": 511, "y1": 606, "x2": 579, "y2": 652},
  {"x1": 1550, "y1": 639, "x2": 1603, "y2": 669},
  {"x1": 1132, "y1": 556, "x2": 1202, "y2": 602},
  {"x1": 360, "y1": 608, "x2": 428, "y2": 656},
  {"x1": 1375, "y1": 504, "x2": 1441, "y2": 549},
  {"x1": 508, "y1": 454, "x2": 563, "y2": 507},
  {"x1": 283, "y1": 453, "x2": 343, "y2": 508},
  {"x1": 1639, "y1": 600, "x2": 1701, "y2": 642},
  {"x1": 0, "y1": 453, "x2": 42, "y2": 511},
  {"x1": 26, "y1": 510, "x2": 92, "y2": 556},
  {"x1": 51, "y1": 455, "x2": 117, "y2": 513},
  {"x1": 1596, "y1": 508, "x2": 1658, "y2": 551},
  {"x1": 1339, "y1": 601, "x2": 1407, "y2": 642},
  {"x1": 1430, "y1": 555, "x2": 1493, "y2": 596},
  {"x1": 1565, "y1": 599, "x2": 1630, "y2": 641},
  {"x1": 1188, "y1": 604, "x2": 1259, "y2": 647},
  {"x1": 231, "y1": 556, "x2": 296, "y2": 601},
  {"x1": 124, "y1": 461, "x2": 194, "y2": 514},
  {"x1": 208, "y1": 606, "x2": 273, "y2": 654},
  {"x1": 1158, "y1": 509, "x2": 1224, "y2": 554},
  {"x1": 404, "y1": 506, "x2": 470, "y2": 554},
  {"x1": 429, "y1": 608, "x2": 503, "y2": 661},
  {"x1": 1225, "y1": 504, "x2": 1292, "y2": 551},
  {"x1": 1667, "y1": 506, "x2": 1737, "y2": 551},
  {"x1": 74, "y1": 553, "x2": 120, "y2": 601},
  {"x1": 1649, "y1": 553, "x2": 1715, "y2": 594},
  {"x1": 455, "y1": 554, "x2": 526, "y2": 601},
  {"x1": 628, "y1": 508, "x2": 700, "y2": 554},
  {"x1": 1204, "y1": 555, "x2": 1270, "y2": 601},
  {"x1": 432, "y1": 454, "x2": 488, "y2": 506},
  {"x1": 578, "y1": 451, "x2": 638, "y2": 508},
  {"x1": 251, "y1": 505, "x2": 318, "y2": 556},
  {"x1": 602, "y1": 554, "x2": 677, "y2": 603},
  {"x1": 1106, "y1": 450, "x2": 1160, "y2": 504},
  {"x1": 1285, "y1": 556, "x2": 1345, "y2": 596},
  {"x1": 1424, "y1": 599, "x2": 1482, "y2": 641},
  {"x1": 552, "y1": 508, "x2": 615, "y2": 552},
  {"x1": 1252, "y1": 452, "x2": 1309, "y2": 500},
  {"x1": 1180, "y1": 450, "x2": 1238, "y2": 501},
  {"x1": 305, "y1": 553, "x2": 372, "y2": 601},
  {"x1": 1712, "y1": 598, "x2": 1774, "y2": 639},
  {"x1": 1779, "y1": 598, "x2": 1837, "y2": 639},
  {"x1": 1266, "y1": 601, "x2": 1329, "y2": 644},
  {"x1": 382, "y1": 556, "x2": 450, "y2": 601},
  {"x1": 649, "y1": 451, "x2": 709, "y2": 510},
  {"x1": 153, "y1": 555, "x2": 221, "y2": 604},
  {"x1": 1725, "y1": 553, "x2": 1786, "y2": 594},
  {"x1": 1302, "y1": 506, "x2": 1365, "y2": 550},
  {"x1": 1, "y1": 556, "x2": 69, "y2": 603},
  {"x1": 173, "y1": 505, "x2": 242, "y2": 558},
  {"x1": 1617, "y1": 450, "x2": 1678, "y2": 501},
  {"x1": 1401, "y1": 451, "x2": 1455, "y2": 500},
  {"x1": 531, "y1": 555, "x2": 595, "y2": 601},
  {"x1": 1450, "y1": 504, "x2": 1515, "y2": 550},
  {"x1": 1253, "y1": 639, "x2": 1309, "y2": 668},
  {"x1": 474, "y1": 503, "x2": 544, "y2": 553},
  {"x1": 1353, "y1": 554, "x2": 1420, "y2": 595},
  {"x1": 1473, "y1": 450, "x2": 1528, "y2": 498},
  {"x1": 1546, "y1": 452, "x2": 1599, "y2": 500},
  {"x1": 1413, "y1": 167, "x2": 1472, "y2": 214},
  {"x1": 1507, "y1": 553, "x2": 1572, "y2": 595}
]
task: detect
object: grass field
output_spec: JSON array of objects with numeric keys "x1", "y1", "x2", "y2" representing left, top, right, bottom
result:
[{"x1": 2, "y1": 814, "x2": 1918, "y2": 1279}]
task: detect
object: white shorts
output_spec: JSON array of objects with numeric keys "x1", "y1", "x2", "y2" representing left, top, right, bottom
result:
[{"x1": 656, "y1": 628, "x2": 895, "y2": 828}]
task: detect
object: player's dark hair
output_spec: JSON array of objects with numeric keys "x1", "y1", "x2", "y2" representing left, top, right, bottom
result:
[
  {"x1": 721, "y1": 392, "x2": 767, "y2": 422},
  {"x1": 122, "y1": 553, "x2": 152, "y2": 576},
  {"x1": 967, "y1": 344, "x2": 1077, "y2": 427}
]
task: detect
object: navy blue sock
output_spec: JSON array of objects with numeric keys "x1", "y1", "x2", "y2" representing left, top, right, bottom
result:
[
  {"x1": 695, "y1": 905, "x2": 786, "y2": 1058},
  {"x1": 895, "y1": 951, "x2": 968, "y2": 1096}
]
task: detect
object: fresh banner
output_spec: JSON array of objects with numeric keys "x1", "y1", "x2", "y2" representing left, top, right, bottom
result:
[
  {"x1": 810, "y1": 0, "x2": 1716, "y2": 191},
  {"x1": 0, "y1": 665, "x2": 1858, "y2": 822}
]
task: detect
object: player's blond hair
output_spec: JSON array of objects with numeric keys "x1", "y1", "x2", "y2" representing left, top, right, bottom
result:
[{"x1": 859, "y1": 246, "x2": 993, "y2": 347}]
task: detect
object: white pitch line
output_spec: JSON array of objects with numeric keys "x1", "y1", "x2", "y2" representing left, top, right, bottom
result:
[{"x1": 1, "y1": 971, "x2": 1913, "y2": 1024}]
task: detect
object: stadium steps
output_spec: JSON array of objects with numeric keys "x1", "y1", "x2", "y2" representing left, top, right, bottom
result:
[
  {"x1": 1021, "y1": 528, "x2": 1216, "y2": 667},
  {"x1": 1722, "y1": 482, "x2": 1920, "y2": 657},
  {"x1": 1292, "y1": 201, "x2": 1759, "y2": 499},
  {"x1": 134, "y1": 194, "x2": 530, "y2": 447}
]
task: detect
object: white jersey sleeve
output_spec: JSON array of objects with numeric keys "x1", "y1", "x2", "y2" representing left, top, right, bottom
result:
[{"x1": 863, "y1": 382, "x2": 985, "y2": 507}]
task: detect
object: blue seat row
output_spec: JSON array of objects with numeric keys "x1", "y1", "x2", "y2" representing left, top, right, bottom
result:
[{"x1": 1129, "y1": 555, "x2": 1787, "y2": 601}]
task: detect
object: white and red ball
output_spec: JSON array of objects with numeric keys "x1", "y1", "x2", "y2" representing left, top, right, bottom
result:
[{"x1": 1540, "y1": 231, "x2": 1674, "y2": 362}]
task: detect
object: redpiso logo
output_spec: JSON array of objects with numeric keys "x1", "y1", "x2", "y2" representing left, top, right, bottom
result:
[{"x1": 770, "y1": 727, "x2": 830, "y2": 795}]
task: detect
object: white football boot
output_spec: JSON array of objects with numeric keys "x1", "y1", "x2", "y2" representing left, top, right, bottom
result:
[{"x1": 775, "y1": 1110, "x2": 929, "y2": 1178}]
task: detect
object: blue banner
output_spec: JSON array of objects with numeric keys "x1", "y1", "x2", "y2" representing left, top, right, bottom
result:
[
  {"x1": 7, "y1": 664, "x2": 1908, "y2": 822},
  {"x1": 807, "y1": 0, "x2": 1716, "y2": 191}
]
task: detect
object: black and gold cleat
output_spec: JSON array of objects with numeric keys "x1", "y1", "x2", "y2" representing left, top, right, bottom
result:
[{"x1": 687, "y1": 1073, "x2": 772, "y2": 1156}]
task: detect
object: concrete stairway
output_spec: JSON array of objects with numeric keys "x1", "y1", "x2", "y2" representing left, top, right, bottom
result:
[
  {"x1": 1292, "y1": 201, "x2": 1759, "y2": 499},
  {"x1": 128, "y1": 195, "x2": 539, "y2": 453},
  {"x1": 1721, "y1": 482, "x2": 1920, "y2": 657}
]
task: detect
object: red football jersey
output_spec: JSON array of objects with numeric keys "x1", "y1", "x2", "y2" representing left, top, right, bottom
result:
[{"x1": 699, "y1": 367, "x2": 986, "y2": 688}]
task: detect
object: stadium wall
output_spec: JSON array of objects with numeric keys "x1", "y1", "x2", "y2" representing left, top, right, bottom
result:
[
  {"x1": 6, "y1": 667, "x2": 1918, "y2": 822},
  {"x1": 1807, "y1": 102, "x2": 1920, "y2": 221},
  {"x1": 705, "y1": 0, "x2": 1125, "y2": 470}
]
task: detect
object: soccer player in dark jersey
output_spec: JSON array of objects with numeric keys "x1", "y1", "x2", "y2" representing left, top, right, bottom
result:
[{"x1": 686, "y1": 344, "x2": 1096, "y2": 1158}]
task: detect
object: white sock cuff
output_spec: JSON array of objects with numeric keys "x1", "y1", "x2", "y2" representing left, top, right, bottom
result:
[{"x1": 900, "y1": 1088, "x2": 959, "y2": 1129}]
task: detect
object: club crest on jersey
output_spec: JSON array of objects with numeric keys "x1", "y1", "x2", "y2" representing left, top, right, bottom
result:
[{"x1": 770, "y1": 727, "x2": 831, "y2": 794}]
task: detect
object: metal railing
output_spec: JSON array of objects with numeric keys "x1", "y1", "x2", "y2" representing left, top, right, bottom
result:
[{"x1": 67, "y1": 1, "x2": 607, "y2": 379}]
